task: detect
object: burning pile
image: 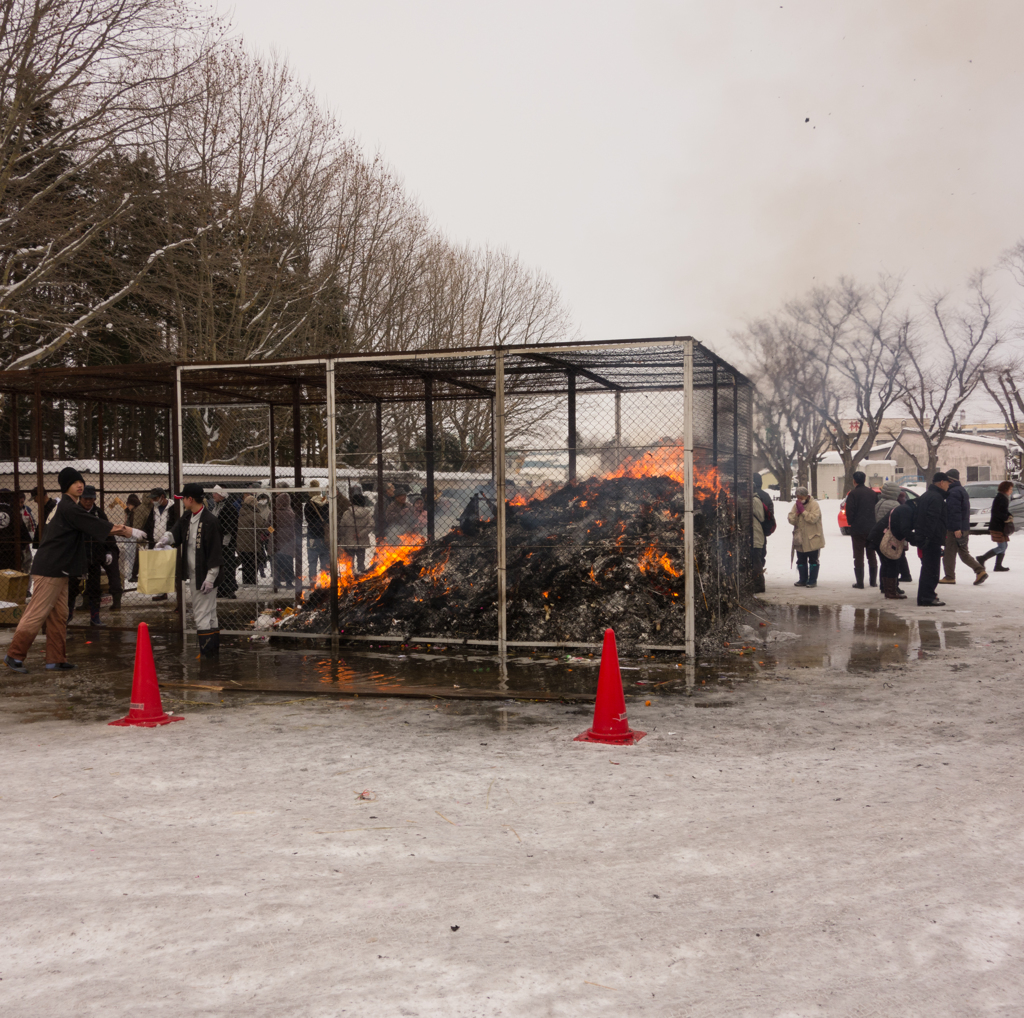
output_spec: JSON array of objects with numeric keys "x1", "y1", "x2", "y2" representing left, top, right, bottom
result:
[{"x1": 281, "y1": 450, "x2": 745, "y2": 647}]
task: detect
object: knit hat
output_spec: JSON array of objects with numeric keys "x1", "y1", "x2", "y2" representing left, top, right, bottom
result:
[
  {"x1": 58, "y1": 466, "x2": 84, "y2": 492},
  {"x1": 211, "y1": 484, "x2": 229, "y2": 498},
  {"x1": 945, "y1": 468, "x2": 960, "y2": 480},
  {"x1": 932, "y1": 472, "x2": 950, "y2": 484}
]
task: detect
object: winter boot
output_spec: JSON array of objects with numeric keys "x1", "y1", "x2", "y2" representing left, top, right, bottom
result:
[
  {"x1": 994, "y1": 554, "x2": 1010, "y2": 572},
  {"x1": 794, "y1": 562, "x2": 808, "y2": 587},
  {"x1": 977, "y1": 548, "x2": 997, "y2": 565},
  {"x1": 111, "y1": 591, "x2": 122, "y2": 611},
  {"x1": 198, "y1": 629, "x2": 220, "y2": 658},
  {"x1": 807, "y1": 562, "x2": 819, "y2": 588},
  {"x1": 90, "y1": 611, "x2": 105, "y2": 627},
  {"x1": 852, "y1": 566, "x2": 864, "y2": 589},
  {"x1": 868, "y1": 561, "x2": 878, "y2": 587}
]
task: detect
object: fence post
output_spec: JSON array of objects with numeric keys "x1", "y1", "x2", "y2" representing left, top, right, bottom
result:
[
  {"x1": 684, "y1": 340, "x2": 695, "y2": 661},
  {"x1": 34, "y1": 383, "x2": 43, "y2": 520},
  {"x1": 375, "y1": 401, "x2": 385, "y2": 540},
  {"x1": 733, "y1": 375, "x2": 740, "y2": 602},
  {"x1": 494, "y1": 349, "x2": 507, "y2": 659},
  {"x1": 292, "y1": 383, "x2": 302, "y2": 603},
  {"x1": 269, "y1": 405, "x2": 277, "y2": 592},
  {"x1": 424, "y1": 376, "x2": 435, "y2": 541},
  {"x1": 10, "y1": 394, "x2": 20, "y2": 569},
  {"x1": 567, "y1": 370, "x2": 577, "y2": 485},
  {"x1": 326, "y1": 360, "x2": 339, "y2": 638},
  {"x1": 97, "y1": 403, "x2": 104, "y2": 510},
  {"x1": 172, "y1": 370, "x2": 185, "y2": 639}
]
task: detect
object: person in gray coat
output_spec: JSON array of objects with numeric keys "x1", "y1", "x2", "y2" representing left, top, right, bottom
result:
[{"x1": 940, "y1": 468, "x2": 987, "y2": 585}]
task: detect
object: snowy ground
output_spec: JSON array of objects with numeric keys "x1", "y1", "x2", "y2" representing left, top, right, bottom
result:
[{"x1": 1, "y1": 502, "x2": 1023, "y2": 1017}]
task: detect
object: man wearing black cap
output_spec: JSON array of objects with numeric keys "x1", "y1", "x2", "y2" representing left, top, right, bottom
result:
[
  {"x1": 67, "y1": 485, "x2": 121, "y2": 626},
  {"x1": 155, "y1": 483, "x2": 223, "y2": 656},
  {"x1": 4, "y1": 467, "x2": 145, "y2": 672},
  {"x1": 915, "y1": 472, "x2": 952, "y2": 607}
]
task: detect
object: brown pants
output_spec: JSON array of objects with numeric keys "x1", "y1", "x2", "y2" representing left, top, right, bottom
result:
[
  {"x1": 9, "y1": 575, "x2": 69, "y2": 665},
  {"x1": 943, "y1": 531, "x2": 982, "y2": 579}
]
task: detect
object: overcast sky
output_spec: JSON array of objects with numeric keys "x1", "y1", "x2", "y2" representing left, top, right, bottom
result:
[{"x1": 228, "y1": 0, "x2": 1024, "y2": 365}]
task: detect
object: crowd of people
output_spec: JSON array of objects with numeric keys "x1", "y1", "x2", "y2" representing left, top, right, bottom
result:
[{"x1": 753, "y1": 469, "x2": 1015, "y2": 606}]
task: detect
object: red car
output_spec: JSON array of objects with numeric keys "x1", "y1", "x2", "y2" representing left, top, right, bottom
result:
[{"x1": 838, "y1": 486, "x2": 918, "y2": 535}]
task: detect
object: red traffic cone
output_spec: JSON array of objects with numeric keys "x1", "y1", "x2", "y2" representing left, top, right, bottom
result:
[
  {"x1": 574, "y1": 629, "x2": 645, "y2": 745},
  {"x1": 108, "y1": 623, "x2": 183, "y2": 728}
]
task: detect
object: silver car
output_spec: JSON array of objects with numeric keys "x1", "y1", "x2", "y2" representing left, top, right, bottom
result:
[{"x1": 965, "y1": 481, "x2": 1024, "y2": 535}]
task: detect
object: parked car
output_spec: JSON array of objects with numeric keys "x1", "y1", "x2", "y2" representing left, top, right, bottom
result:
[
  {"x1": 838, "y1": 485, "x2": 919, "y2": 536},
  {"x1": 965, "y1": 481, "x2": 1024, "y2": 535}
]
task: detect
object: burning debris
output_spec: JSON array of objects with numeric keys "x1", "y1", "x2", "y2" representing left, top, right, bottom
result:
[{"x1": 279, "y1": 448, "x2": 747, "y2": 648}]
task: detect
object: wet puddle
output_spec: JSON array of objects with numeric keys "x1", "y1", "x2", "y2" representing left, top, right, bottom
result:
[{"x1": 0, "y1": 602, "x2": 974, "y2": 724}]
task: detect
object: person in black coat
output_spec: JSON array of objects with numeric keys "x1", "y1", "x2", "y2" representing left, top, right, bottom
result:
[
  {"x1": 156, "y1": 483, "x2": 223, "y2": 657},
  {"x1": 0, "y1": 488, "x2": 31, "y2": 571},
  {"x1": 977, "y1": 481, "x2": 1013, "y2": 573},
  {"x1": 845, "y1": 471, "x2": 879, "y2": 588},
  {"x1": 68, "y1": 485, "x2": 122, "y2": 625},
  {"x1": 914, "y1": 472, "x2": 952, "y2": 606}
]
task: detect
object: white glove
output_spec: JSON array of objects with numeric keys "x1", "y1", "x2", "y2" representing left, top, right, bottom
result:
[
  {"x1": 222, "y1": 534, "x2": 230, "y2": 546},
  {"x1": 155, "y1": 533, "x2": 173, "y2": 549},
  {"x1": 104, "y1": 554, "x2": 112, "y2": 566},
  {"x1": 131, "y1": 528, "x2": 147, "y2": 541},
  {"x1": 200, "y1": 579, "x2": 214, "y2": 594}
]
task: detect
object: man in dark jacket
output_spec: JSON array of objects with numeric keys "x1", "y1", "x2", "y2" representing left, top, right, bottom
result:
[
  {"x1": 68, "y1": 485, "x2": 122, "y2": 625},
  {"x1": 4, "y1": 467, "x2": 144, "y2": 672},
  {"x1": 915, "y1": 472, "x2": 952, "y2": 606},
  {"x1": 845, "y1": 471, "x2": 879, "y2": 588},
  {"x1": 156, "y1": 483, "x2": 223, "y2": 657},
  {"x1": 940, "y1": 468, "x2": 987, "y2": 586}
]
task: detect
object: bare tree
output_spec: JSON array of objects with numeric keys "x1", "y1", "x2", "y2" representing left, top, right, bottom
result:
[
  {"x1": 895, "y1": 273, "x2": 1003, "y2": 477},
  {"x1": 738, "y1": 314, "x2": 832, "y2": 500},
  {"x1": 785, "y1": 275, "x2": 912, "y2": 492},
  {"x1": 0, "y1": 0, "x2": 222, "y2": 369}
]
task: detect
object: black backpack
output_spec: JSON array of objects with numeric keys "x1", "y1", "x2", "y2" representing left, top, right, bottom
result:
[{"x1": 757, "y1": 490, "x2": 777, "y2": 537}]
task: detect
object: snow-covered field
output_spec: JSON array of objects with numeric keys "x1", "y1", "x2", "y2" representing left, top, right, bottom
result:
[{"x1": 1, "y1": 498, "x2": 1023, "y2": 1017}]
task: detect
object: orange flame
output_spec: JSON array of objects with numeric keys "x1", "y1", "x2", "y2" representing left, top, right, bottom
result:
[
  {"x1": 313, "y1": 533, "x2": 427, "y2": 594},
  {"x1": 638, "y1": 545, "x2": 682, "y2": 578},
  {"x1": 604, "y1": 444, "x2": 723, "y2": 498}
]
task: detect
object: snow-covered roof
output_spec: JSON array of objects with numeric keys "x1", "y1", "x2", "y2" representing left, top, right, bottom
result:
[
  {"x1": 890, "y1": 428, "x2": 1013, "y2": 451},
  {"x1": 817, "y1": 451, "x2": 895, "y2": 467}
]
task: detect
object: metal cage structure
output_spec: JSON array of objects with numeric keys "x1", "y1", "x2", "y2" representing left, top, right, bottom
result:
[{"x1": 0, "y1": 338, "x2": 753, "y2": 657}]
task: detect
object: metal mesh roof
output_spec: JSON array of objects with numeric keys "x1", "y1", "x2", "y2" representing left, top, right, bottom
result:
[{"x1": 0, "y1": 338, "x2": 751, "y2": 407}]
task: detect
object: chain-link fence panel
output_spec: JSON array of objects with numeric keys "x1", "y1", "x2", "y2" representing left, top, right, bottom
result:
[{"x1": 0, "y1": 395, "x2": 178, "y2": 630}]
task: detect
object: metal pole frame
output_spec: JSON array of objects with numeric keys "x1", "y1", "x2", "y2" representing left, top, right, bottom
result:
[
  {"x1": 494, "y1": 350, "x2": 507, "y2": 658},
  {"x1": 567, "y1": 370, "x2": 577, "y2": 485},
  {"x1": 326, "y1": 360, "x2": 339, "y2": 637},
  {"x1": 375, "y1": 401, "x2": 385, "y2": 540},
  {"x1": 10, "y1": 394, "x2": 19, "y2": 568},
  {"x1": 424, "y1": 376, "x2": 435, "y2": 541},
  {"x1": 97, "y1": 403, "x2": 104, "y2": 511},
  {"x1": 173, "y1": 368, "x2": 185, "y2": 639},
  {"x1": 684, "y1": 340, "x2": 695, "y2": 661},
  {"x1": 34, "y1": 383, "x2": 44, "y2": 526},
  {"x1": 292, "y1": 382, "x2": 302, "y2": 603}
]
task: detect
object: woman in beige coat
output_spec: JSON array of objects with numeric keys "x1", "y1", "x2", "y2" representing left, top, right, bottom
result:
[{"x1": 787, "y1": 486, "x2": 825, "y2": 588}]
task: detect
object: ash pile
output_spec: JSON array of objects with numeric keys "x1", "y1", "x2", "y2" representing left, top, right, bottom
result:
[{"x1": 282, "y1": 474, "x2": 745, "y2": 647}]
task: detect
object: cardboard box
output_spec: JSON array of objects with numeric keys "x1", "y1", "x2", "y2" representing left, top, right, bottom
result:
[
  {"x1": 0, "y1": 603, "x2": 24, "y2": 625},
  {"x1": 0, "y1": 570, "x2": 29, "y2": 605}
]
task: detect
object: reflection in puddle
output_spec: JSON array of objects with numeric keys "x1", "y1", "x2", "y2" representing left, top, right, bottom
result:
[
  {"x1": 764, "y1": 605, "x2": 970, "y2": 672},
  {"x1": 0, "y1": 602, "x2": 974, "y2": 724}
]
